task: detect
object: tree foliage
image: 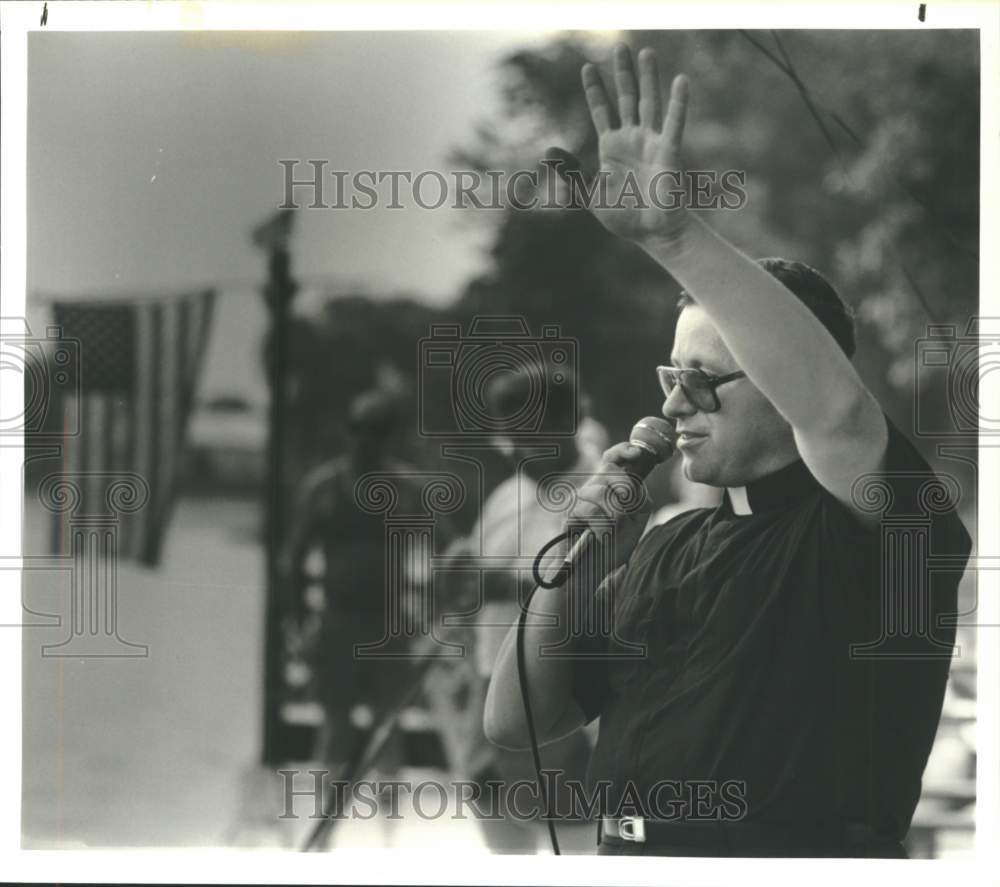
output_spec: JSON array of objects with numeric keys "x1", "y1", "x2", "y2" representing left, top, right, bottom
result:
[
  {"x1": 449, "y1": 30, "x2": 979, "y2": 435},
  {"x1": 278, "y1": 30, "x2": 979, "y2": 512}
]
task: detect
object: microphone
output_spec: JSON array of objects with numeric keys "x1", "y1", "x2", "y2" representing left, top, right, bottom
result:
[
  {"x1": 544, "y1": 416, "x2": 676, "y2": 586},
  {"x1": 624, "y1": 415, "x2": 677, "y2": 472}
]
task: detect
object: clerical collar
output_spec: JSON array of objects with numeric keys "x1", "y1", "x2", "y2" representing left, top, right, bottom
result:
[{"x1": 724, "y1": 458, "x2": 819, "y2": 516}]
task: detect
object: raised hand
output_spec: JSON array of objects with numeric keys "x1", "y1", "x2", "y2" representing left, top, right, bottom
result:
[{"x1": 549, "y1": 44, "x2": 690, "y2": 251}]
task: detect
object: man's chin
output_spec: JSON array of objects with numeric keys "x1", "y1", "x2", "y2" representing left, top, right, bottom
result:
[{"x1": 681, "y1": 452, "x2": 714, "y2": 486}]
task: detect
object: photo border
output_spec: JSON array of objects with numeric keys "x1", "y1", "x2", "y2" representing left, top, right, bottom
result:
[{"x1": 1, "y1": 1, "x2": 996, "y2": 884}]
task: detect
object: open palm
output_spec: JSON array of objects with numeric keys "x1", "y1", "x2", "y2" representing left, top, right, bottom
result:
[{"x1": 554, "y1": 45, "x2": 690, "y2": 247}]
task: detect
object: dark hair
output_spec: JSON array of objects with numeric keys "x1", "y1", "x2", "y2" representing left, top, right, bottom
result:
[
  {"x1": 346, "y1": 388, "x2": 401, "y2": 439},
  {"x1": 485, "y1": 363, "x2": 579, "y2": 435},
  {"x1": 676, "y1": 258, "x2": 856, "y2": 358}
]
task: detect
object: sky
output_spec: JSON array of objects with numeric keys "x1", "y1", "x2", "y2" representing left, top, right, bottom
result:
[{"x1": 26, "y1": 31, "x2": 559, "y2": 401}]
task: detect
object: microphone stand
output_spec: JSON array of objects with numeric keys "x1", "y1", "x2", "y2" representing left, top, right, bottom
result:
[{"x1": 301, "y1": 651, "x2": 439, "y2": 851}]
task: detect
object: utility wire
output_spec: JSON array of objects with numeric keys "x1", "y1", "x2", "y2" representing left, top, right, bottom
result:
[
  {"x1": 765, "y1": 31, "x2": 941, "y2": 322},
  {"x1": 739, "y1": 29, "x2": 978, "y2": 323},
  {"x1": 741, "y1": 26, "x2": 978, "y2": 260}
]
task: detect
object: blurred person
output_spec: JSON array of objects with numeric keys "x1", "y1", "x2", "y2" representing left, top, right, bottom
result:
[
  {"x1": 447, "y1": 365, "x2": 606, "y2": 853},
  {"x1": 281, "y1": 387, "x2": 452, "y2": 778},
  {"x1": 485, "y1": 45, "x2": 972, "y2": 858}
]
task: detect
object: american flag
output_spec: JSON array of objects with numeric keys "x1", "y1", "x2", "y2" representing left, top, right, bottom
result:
[{"x1": 48, "y1": 290, "x2": 216, "y2": 566}]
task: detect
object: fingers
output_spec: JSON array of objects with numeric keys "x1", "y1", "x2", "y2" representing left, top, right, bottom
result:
[
  {"x1": 581, "y1": 62, "x2": 614, "y2": 134},
  {"x1": 637, "y1": 47, "x2": 662, "y2": 130},
  {"x1": 613, "y1": 43, "x2": 639, "y2": 127},
  {"x1": 571, "y1": 474, "x2": 650, "y2": 524},
  {"x1": 662, "y1": 73, "x2": 689, "y2": 152},
  {"x1": 599, "y1": 442, "x2": 647, "y2": 468},
  {"x1": 583, "y1": 45, "x2": 684, "y2": 141},
  {"x1": 570, "y1": 442, "x2": 651, "y2": 524}
]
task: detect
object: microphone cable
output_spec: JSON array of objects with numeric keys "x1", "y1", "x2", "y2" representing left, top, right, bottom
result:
[
  {"x1": 508, "y1": 416, "x2": 674, "y2": 856},
  {"x1": 514, "y1": 524, "x2": 592, "y2": 855}
]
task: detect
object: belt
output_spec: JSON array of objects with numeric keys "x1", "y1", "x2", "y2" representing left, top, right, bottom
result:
[{"x1": 599, "y1": 816, "x2": 903, "y2": 856}]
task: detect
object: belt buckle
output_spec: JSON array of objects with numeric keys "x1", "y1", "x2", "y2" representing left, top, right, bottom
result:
[{"x1": 618, "y1": 816, "x2": 646, "y2": 843}]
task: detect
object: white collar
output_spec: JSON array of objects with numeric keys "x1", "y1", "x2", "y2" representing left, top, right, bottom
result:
[{"x1": 727, "y1": 485, "x2": 752, "y2": 515}]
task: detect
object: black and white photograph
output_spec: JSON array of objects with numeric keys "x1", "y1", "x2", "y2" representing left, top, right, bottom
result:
[{"x1": 0, "y1": 2, "x2": 996, "y2": 884}]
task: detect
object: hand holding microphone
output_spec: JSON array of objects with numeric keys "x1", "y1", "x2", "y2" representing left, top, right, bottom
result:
[{"x1": 564, "y1": 416, "x2": 676, "y2": 573}]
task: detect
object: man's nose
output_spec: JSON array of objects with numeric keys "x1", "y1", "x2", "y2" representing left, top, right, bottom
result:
[{"x1": 662, "y1": 383, "x2": 696, "y2": 420}]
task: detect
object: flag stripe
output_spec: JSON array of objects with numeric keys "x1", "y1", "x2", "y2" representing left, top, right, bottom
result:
[
  {"x1": 112, "y1": 395, "x2": 132, "y2": 559},
  {"x1": 79, "y1": 392, "x2": 92, "y2": 519},
  {"x1": 50, "y1": 291, "x2": 215, "y2": 567},
  {"x1": 101, "y1": 393, "x2": 114, "y2": 509},
  {"x1": 132, "y1": 304, "x2": 155, "y2": 562},
  {"x1": 143, "y1": 302, "x2": 163, "y2": 564},
  {"x1": 153, "y1": 301, "x2": 178, "y2": 563},
  {"x1": 160, "y1": 297, "x2": 190, "y2": 546}
]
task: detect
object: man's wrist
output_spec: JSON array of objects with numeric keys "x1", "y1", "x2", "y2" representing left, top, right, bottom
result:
[{"x1": 634, "y1": 209, "x2": 712, "y2": 274}]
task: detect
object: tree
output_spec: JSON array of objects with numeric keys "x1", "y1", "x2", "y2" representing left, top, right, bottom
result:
[{"x1": 449, "y1": 30, "x2": 979, "y2": 443}]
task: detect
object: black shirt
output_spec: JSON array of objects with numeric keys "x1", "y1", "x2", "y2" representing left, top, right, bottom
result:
[{"x1": 571, "y1": 415, "x2": 972, "y2": 845}]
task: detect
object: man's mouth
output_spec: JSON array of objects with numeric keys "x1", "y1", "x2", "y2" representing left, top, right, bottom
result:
[{"x1": 677, "y1": 431, "x2": 708, "y2": 450}]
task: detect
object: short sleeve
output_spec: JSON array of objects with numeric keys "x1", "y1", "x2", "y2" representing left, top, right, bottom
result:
[
  {"x1": 815, "y1": 411, "x2": 973, "y2": 665},
  {"x1": 817, "y1": 415, "x2": 973, "y2": 836},
  {"x1": 822, "y1": 413, "x2": 972, "y2": 557},
  {"x1": 568, "y1": 565, "x2": 625, "y2": 725}
]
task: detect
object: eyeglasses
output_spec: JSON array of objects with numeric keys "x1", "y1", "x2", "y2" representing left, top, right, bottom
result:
[{"x1": 656, "y1": 365, "x2": 747, "y2": 413}]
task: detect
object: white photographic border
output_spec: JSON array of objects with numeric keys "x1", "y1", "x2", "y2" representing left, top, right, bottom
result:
[{"x1": 1, "y1": 1, "x2": 996, "y2": 884}]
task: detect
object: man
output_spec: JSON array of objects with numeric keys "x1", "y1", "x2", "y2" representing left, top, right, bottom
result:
[
  {"x1": 484, "y1": 44, "x2": 972, "y2": 857},
  {"x1": 282, "y1": 387, "x2": 445, "y2": 770}
]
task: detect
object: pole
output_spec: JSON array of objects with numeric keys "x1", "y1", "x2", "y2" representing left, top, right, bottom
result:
[{"x1": 252, "y1": 210, "x2": 298, "y2": 765}]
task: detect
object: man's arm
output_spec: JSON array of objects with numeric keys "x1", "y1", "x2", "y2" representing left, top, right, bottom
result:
[
  {"x1": 279, "y1": 465, "x2": 337, "y2": 586},
  {"x1": 653, "y1": 218, "x2": 888, "y2": 523},
  {"x1": 556, "y1": 44, "x2": 887, "y2": 522},
  {"x1": 484, "y1": 441, "x2": 652, "y2": 750},
  {"x1": 484, "y1": 563, "x2": 625, "y2": 750}
]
